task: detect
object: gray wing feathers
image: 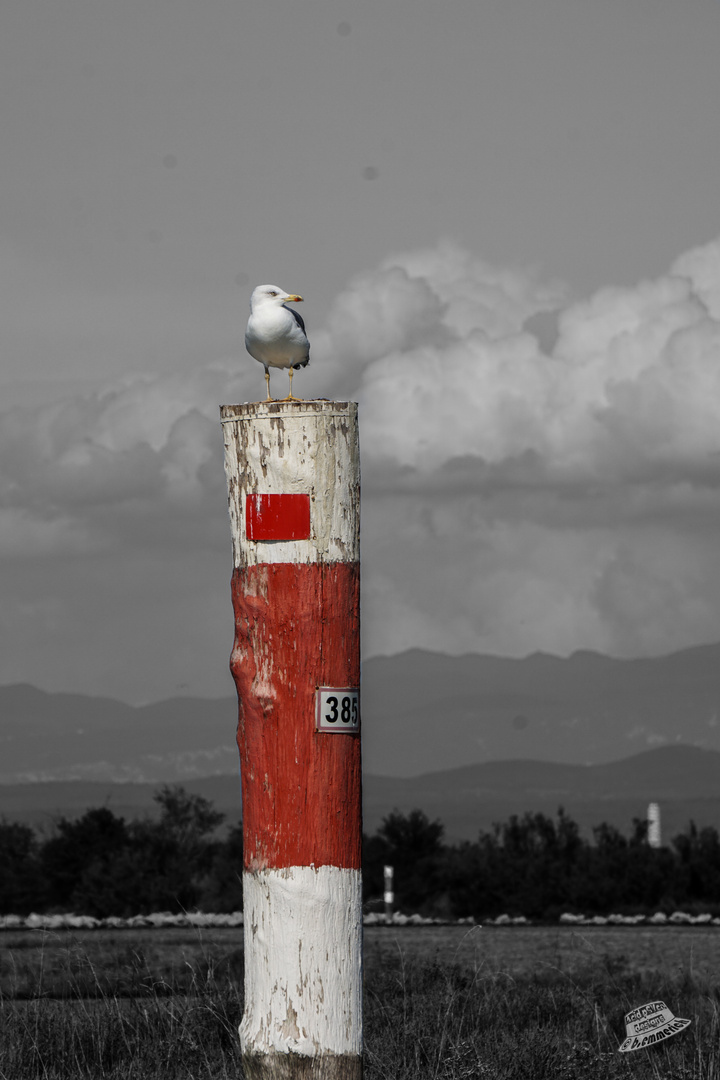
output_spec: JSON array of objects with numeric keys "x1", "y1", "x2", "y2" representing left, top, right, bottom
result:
[
  {"x1": 290, "y1": 307, "x2": 307, "y2": 334},
  {"x1": 289, "y1": 306, "x2": 309, "y2": 368}
]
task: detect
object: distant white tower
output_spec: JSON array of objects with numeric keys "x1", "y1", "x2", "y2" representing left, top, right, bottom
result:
[{"x1": 647, "y1": 802, "x2": 661, "y2": 848}]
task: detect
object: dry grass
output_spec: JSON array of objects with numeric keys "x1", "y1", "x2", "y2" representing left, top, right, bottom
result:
[{"x1": 2, "y1": 926, "x2": 720, "y2": 1078}]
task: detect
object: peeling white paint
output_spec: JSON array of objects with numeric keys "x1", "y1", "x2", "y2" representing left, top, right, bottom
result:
[
  {"x1": 221, "y1": 401, "x2": 360, "y2": 568},
  {"x1": 240, "y1": 866, "x2": 363, "y2": 1057}
]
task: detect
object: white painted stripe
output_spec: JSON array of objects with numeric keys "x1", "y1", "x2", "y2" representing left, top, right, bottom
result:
[
  {"x1": 221, "y1": 401, "x2": 360, "y2": 568},
  {"x1": 240, "y1": 866, "x2": 363, "y2": 1057}
]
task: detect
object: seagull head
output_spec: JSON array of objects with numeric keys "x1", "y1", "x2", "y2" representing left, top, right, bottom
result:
[{"x1": 250, "y1": 284, "x2": 303, "y2": 311}]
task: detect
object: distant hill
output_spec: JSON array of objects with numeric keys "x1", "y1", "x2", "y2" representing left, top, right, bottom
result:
[
  {"x1": 2, "y1": 746, "x2": 719, "y2": 844},
  {"x1": 1, "y1": 642, "x2": 720, "y2": 782},
  {"x1": 0, "y1": 685, "x2": 238, "y2": 784},
  {"x1": 361, "y1": 644, "x2": 720, "y2": 775},
  {"x1": 363, "y1": 744, "x2": 720, "y2": 841}
]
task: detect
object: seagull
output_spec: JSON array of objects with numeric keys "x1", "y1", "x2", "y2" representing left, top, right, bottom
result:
[{"x1": 245, "y1": 284, "x2": 310, "y2": 402}]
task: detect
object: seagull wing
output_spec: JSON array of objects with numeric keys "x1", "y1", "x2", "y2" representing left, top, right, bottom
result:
[
  {"x1": 286, "y1": 305, "x2": 309, "y2": 368},
  {"x1": 289, "y1": 307, "x2": 307, "y2": 335}
]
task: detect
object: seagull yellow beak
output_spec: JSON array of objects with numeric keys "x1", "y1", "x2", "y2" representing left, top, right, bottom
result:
[{"x1": 285, "y1": 294, "x2": 303, "y2": 303}]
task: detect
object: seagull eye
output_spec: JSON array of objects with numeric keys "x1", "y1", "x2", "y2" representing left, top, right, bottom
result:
[{"x1": 268, "y1": 290, "x2": 277, "y2": 296}]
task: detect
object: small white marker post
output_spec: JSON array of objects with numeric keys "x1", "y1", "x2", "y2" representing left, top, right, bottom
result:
[{"x1": 383, "y1": 865, "x2": 394, "y2": 925}]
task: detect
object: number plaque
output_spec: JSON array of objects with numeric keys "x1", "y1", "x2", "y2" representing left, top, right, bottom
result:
[{"x1": 316, "y1": 687, "x2": 360, "y2": 733}]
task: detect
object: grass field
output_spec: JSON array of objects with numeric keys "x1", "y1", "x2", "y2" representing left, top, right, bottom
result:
[{"x1": 2, "y1": 925, "x2": 720, "y2": 1078}]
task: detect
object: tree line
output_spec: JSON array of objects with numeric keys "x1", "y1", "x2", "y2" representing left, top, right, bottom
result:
[
  {"x1": 1, "y1": 787, "x2": 242, "y2": 918},
  {"x1": 2, "y1": 787, "x2": 720, "y2": 920}
]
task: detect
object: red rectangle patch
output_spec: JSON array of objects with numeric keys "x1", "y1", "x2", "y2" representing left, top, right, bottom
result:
[{"x1": 245, "y1": 493, "x2": 311, "y2": 541}]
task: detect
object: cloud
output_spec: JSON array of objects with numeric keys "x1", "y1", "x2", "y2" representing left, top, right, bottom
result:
[
  {"x1": 350, "y1": 236, "x2": 720, "y2": 660},
  {"x1": 358, "y1": 257, "x2": 720, "y2": 485},
  {"x1": 2, "y1": 236, "x2": 720, "y2": 698},
  {"x1": 313, "y1": 263, "x2": 448, "y2": 368},
  {"x1": 308, "y1": 241, "x2": 565, "y2": 399},
  {"x1": 0, "y1": 361, "x2": 248, "y2": 700},
  {"x1": 672, "y1": 238, "x2": 720, "y2": 319}
]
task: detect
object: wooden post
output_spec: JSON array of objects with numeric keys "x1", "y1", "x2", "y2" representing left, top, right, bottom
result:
[
  {"x1": 220, "y1": 400, "x2": 362, "y2": 1080},
  {"x1": 383, "y1": 865, "x2": 394, "y2": 925}
]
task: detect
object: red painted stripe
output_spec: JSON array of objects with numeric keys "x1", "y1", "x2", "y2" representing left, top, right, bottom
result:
[
  {"x1": 245, "y1": 493, "x2": 311, "y2": 541},
  {"x1": 230, "y1": 561, "x2": 361, "y2": 871}
]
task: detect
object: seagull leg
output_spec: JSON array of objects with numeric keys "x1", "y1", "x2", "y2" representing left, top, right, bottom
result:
[
  {"x1": 280, "y1": 365, "x2": 303, "y2": 402},
  {"x1": 264, "y1": 367, "x2": 274, "y2": 402}
]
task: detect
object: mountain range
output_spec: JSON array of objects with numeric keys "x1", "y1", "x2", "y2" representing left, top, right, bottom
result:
[
  {"x1": 1, "y1": 746, "x2": 718, "y2": 843},
  {"x1": 2, "y1": 642, "x2": 720, "y2": 783},
  {"x1": 1, "y1": 642, "x2": 720, "y2": 841}
]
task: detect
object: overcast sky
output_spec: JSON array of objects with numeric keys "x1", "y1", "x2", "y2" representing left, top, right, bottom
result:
[{"x1": 2, "y1": 0, "x2": 720, "y2": 702}]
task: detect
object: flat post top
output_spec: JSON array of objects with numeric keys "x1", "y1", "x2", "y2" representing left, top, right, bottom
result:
[{"x1": 220, "y1": 400, "x2": 357, "y2": 423}]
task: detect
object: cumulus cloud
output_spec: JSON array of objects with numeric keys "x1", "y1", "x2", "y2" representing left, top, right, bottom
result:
[
  {"x1": 357, "y1": 253, "x2": 720, "y2": 487},
  {"x1": 0, "y1": 361, "x2": 250, "y2": 699},
  {"x1": 2, "y1": 236, "x2": 720, "y2": 698},
  {"x1": 348, "y1": 236, "x2": 720, "y2": 661},
  {"x1": 308, "y1": 241, "x2": 565, "y2": 398}
]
